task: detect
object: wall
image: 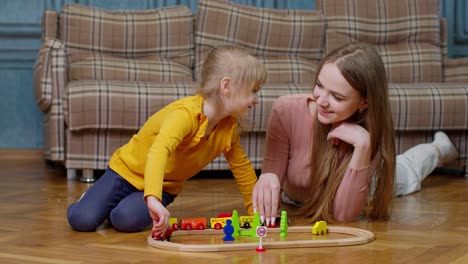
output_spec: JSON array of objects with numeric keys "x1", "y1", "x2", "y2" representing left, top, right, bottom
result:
[
  {"x1": 0, "y1": 0, "x2": 464, "y2": 149},
  {"x1": 441, "y1": 0, "x2": 468, "y2": 58}
]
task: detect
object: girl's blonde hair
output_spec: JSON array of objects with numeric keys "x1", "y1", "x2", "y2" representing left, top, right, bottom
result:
[
  {"x1": 197, "y1": 46, "x2": 267, "y2": 97},
  {"x1": 298, "y1": 42, "x2": 396, "y2": 222}
]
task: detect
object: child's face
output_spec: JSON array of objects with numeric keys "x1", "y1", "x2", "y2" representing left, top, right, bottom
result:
[
  {"x1": 228, "y1": 82, "x2": 261, "y2": 117},
  {"x1": 312, "y1": 62, "x2": 366, "y2": 125}
]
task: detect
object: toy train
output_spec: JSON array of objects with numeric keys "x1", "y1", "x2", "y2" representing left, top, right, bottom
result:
[
  {"x1": 152, "y1": 212, "x2": 284, "y2": 241},
  {"x1": 170, "y1": 213, "x2": 280, "y2": 231}
]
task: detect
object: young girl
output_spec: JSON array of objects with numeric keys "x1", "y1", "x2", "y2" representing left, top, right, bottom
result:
[
  {"x1": 252, "y1": 42, "x2": 458, "y2": 225},
  {"x1": 67, "y1": 46, "x2": 267, "y2": 237}
]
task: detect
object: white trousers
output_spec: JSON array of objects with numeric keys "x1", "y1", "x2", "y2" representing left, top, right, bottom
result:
[{"x1": 394, "y1": 143, "x2": 439, "y2": 196}]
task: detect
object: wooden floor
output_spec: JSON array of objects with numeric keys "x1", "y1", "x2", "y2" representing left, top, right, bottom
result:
[{"x1": 0, "y1": 157, "x2": 467, "y2": 264}]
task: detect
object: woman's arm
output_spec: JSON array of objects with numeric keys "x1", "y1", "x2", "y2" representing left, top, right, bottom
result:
[
  {"x1": 253, "y1": 98, "x2": 292, "y2": 223},
  {"x1": 327, "y1": 122, "x2": 376, "y2": 221}
]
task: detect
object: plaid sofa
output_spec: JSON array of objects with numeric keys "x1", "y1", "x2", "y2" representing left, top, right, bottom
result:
[{"x1": 34, "y1": 0, "x2": 468, "y2": 180}]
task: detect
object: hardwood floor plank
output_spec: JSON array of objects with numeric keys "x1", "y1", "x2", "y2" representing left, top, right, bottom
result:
[{"x1": 0, "y1": 252, "x2": 81, "y2": 264}]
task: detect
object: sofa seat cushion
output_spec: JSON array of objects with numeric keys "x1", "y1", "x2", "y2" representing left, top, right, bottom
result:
[
  {"x1": 318, "y1": 0, "x2": 443, "y2": 83},
  {"x1": 194, "y1": 0, "x2": 325, "y2": 84},
  {"x1": 65, "y1": 80, "x2": 314, "y2": 132},
  {"x1": 60, "y1": 4, "x2": 194, "y2": 69},
  {"x1": 68, "y1": 53, "x2": 193, "y2": 82},
  {"x1": 65, "y1": 80, "x2": 467, "y2": 134},
  {"x1": 389, "y1": 83, "x2": 468, "y2": 131},
  {"x1": 64, "y1": 80, "x2": 198, "y2": 131}
]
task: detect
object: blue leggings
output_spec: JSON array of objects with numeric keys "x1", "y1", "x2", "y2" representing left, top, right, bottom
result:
[{"x1": 67, "y1": 167, "x2": 176, "y2": 232}]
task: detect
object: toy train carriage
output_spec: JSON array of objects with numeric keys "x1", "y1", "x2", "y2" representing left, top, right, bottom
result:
[
  {"x1": 170, "y1": 217, "x2": 215, "y2": 230},
  {"x1": 210, "y1": 217, "x2": 231, "y2": 230},
  {"x1": 179, "y1": 217, "x2": 207, "y2": 230},
  {"x1": 239, "y1": 215, "x2": 282, "y2": 228},
  {"x1": 210, "y1": 215, "x2": 255, "y2": 229},
  {"x1": 169, "y1": 217, "x2": 179, "y2": 230},
  {"x1": 239, "y1": 215, "x2": 254, "y2": 228}
]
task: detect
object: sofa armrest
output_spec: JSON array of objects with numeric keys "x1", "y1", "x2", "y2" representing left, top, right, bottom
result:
[
  {"x1": 42, "y1": 10, "x2": 58, "y2": 41},
  {"x1": 444, "y1": 57, "x2": 468, "y2": 83},
  {"x1": 33, "y1": 39, "x2": 68, "y2": 162},
  {"x1": 33, "y1": 39, "x2": 68, "y2": 112}
]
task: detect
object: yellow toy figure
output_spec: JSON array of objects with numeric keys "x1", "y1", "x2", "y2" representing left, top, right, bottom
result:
[{"x1": 312, "y1": 221, "x2": 327, "y2": 235}]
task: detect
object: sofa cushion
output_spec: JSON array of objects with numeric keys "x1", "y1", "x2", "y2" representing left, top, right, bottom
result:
[
  {"x1": 194, "y1": 0, "x2": 325, "y2": 84},
  {"x1": 65, "y1": 80, "x2": 313, "y2": 132},
  {"x1": 444, "y1": 57, "x2": 468, "y2": 83},
  {"x1": 64, "y1": 80, "x2": 198, "y2": 131},
  {"x1": 60, "y1": 4, "x2": 194, "y2": 69},
  {"x1": 68, "y1": 53, "x2": 193, "y2": 82},
  {"x1": 65, "y1": 81, "x2": 468, "y2": 133},
  {"x1": 389, "y1": 83, "x2": 468, "y2": 131},
  {"x1": 317, "y1": 0, "x2": 443, "y2": 83}
]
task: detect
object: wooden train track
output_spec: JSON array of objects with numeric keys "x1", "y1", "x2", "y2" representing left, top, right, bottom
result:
[{"x1": 147, "y1": 226, "x2": 374, "y2": 252}]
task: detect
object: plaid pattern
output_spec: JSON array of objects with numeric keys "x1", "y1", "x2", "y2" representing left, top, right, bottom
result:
[
  {"x1": 194, "y1": 0, "x2": 325, "y2": 83},
  {"x1": 60, "y1": 4, "x2": 194, "y2": 68},
  {"x1": 258, "y1": 57, "x2": 318, "y2": 84},
  {"x1": 317, "y1": 0, "x2": 443, "y2": 83},
  {"x1": 68, "y1": 53, "x2": 193, "y2": 82},
  {"x1": 65, "y1": 81, "x2": 313, "y2": 131},
  {"x1": 34, "y1": 40, "x2": 54, "y2": 111},
  {"x1": 66, "y1": 129, "x2": 468, "y2": 172},
  {"x1": 33, "y1": 1, "x2": 468, "y2": 176},
  {"x1": 395, "y1": 131, "x2": 468, "y2": 171},
  {"x1": 389, "y1": 83, "x2": 468, "y2": 130},
  {"x1": 444, "y1": 58, "x2": 468, "y2": 83},
  {"x1": 65, "y1": 81, "x2": 468, "y2": 133},
  {"x1": 65, "y1": 81, "x2": 199, "y2": 130},
  {"x1": 42, "y1": 10, "x2": 57, "y2": 41},
  {"x1": 66, "y1": 130, "x2": 266, "y2": 170},
  {"x1": 33, "y1": 39, "x2": 68, "y2": 161}
]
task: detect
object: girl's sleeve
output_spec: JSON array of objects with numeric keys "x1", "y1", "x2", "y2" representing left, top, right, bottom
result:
[
  {"x1": 332, "y1": 154, "x2": 381, "y2": 221},
  {"x1": 262, "y1": 98, "x2": 291, "y2": 185},
  {"x1": 143, "y1": 108, "x2": 194, "y2": 201}
]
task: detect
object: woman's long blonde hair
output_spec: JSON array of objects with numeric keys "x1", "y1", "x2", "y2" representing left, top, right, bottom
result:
[{"x1": 298, "y1": 42, "x2": 396, "y2": 222}]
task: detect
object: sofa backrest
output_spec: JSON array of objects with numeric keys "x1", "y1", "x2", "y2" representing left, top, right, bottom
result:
[
  {"x1": 59, "y1": 4, "x2": 195, "y2": 82},
  {"x1": 194, "y1": 0, "x2": 325, "y2": 84},
  {"x1": 317, "y1": 0, "x2": 443, "y2": 83}
]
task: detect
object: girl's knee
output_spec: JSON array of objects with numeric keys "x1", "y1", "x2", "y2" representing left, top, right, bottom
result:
[
  {"x1": 109, "y1": 208, "x2": 151, "y2": 233},
  {"x1": 67, "y1": 203, "x2": 103, "y2": 232}
]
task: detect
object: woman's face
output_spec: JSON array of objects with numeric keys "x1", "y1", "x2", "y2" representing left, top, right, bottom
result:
[{"x1": 312, "y1": 62, "x2": 367, "y2": 125}]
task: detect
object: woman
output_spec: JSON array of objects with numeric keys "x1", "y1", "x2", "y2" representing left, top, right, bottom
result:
[{"x1": 252, "y1": 42, "x2": 458, "y2": 225}]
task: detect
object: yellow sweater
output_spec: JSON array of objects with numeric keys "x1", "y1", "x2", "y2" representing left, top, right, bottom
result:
[{"x1": 109, "y1": 94, "x2": 257, "y2": 214}]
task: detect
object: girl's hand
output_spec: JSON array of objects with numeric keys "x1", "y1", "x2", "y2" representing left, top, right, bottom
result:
[
  {"x1": 328, "y1": 122, "x2": 372, "y2": 169},
  {"x1": 146, "y1": 196, "x2": 170, "y2": 238},
  {"x1": 252, "y1": 173, "x2": 281, "y2": 226},
  {"x1": 327, "y1": 122, "x2": 370, "y2": 148}
]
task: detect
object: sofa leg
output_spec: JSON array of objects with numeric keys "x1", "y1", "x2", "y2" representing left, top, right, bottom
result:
[
  {"x1": 80, "y1": 169, "x2": 95, "y2": 183},
  {"x1": 67, "y1": 169, "x2": 77, "y2": 180}
]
